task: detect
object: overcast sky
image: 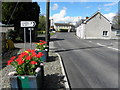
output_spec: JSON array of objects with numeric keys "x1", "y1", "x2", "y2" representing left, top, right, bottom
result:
[{"x1": 36, "y1": 1, "x2": 118, "y2": 24}]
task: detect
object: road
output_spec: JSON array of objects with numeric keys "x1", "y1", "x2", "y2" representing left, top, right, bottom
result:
[{"x1": 51, "y1": 32, "x2": 118, "y2": 89}]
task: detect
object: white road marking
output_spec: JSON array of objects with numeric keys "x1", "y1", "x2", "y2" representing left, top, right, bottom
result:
[
  {"x1": 89, "y1": 41, "x2": 92, "y2": 42},
  {"x1": 107, "y1": 47, "x2": 119, "y2": 51},
  {"x1": 97, "y1": 43, "x2": 105, "y2": 46},
  {"x1": 97, "y1": 43, "x2": 119, "y2": 51}
]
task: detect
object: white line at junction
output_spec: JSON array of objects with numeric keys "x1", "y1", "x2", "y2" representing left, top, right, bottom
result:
[{"x1": 97, "y1": 43, "x2": 119, "y2": 51}]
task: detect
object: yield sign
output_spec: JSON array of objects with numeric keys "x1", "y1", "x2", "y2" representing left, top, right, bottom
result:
[{"x1": 20, "y1": 21, "x2": 36, "y2": 27}]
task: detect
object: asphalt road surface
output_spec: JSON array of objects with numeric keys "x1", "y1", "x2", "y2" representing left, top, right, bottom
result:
[{"x1": 51, "y1": 32, "x2": 118, "y2": 89}]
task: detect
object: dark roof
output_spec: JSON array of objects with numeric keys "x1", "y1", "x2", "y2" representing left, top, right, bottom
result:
[
  {"x1": 84, "y1": 11, "x2": 111, "y2": 24},
  {"x1": 54, "y1": 23, "x2": 74, "y2": 27}
]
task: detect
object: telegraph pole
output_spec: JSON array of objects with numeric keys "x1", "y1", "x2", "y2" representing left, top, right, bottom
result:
[{"x1": 46, "y1": 0, "x2": 50, "y2": 60}]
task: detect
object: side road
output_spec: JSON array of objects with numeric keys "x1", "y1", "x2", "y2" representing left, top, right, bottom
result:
[{"x1": 1, "y1": 41, "x2": 69, "y2": 89}]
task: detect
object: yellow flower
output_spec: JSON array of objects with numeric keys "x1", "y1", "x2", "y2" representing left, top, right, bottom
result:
[{"x1": 25, "y1": 51, "x2": 29, "y2": 53}]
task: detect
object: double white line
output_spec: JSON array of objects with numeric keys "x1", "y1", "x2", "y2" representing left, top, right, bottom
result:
[{"x1": 97, "y1": 43, "x2": 119, "y2": 51}]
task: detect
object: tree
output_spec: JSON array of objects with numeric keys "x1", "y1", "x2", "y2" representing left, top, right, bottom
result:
[
  {"x1": 112, "y1": 12, "x2": 120, "y2": 29},
  {"x1": 2, "y1": 2, "x2": 40, "y2": 42},
  {"x1": 38, "y1": 15, "x2": 46, "y2": 31},
  {"x1": 0, "y1": 1, "x2": 2, "y2": 22}
]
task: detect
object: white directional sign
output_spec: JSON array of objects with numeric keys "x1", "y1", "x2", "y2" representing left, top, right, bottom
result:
[{"x1": 21, "y1": 21, "x2": 36, "y2": 27}]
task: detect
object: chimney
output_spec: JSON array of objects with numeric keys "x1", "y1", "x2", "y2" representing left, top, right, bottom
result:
[{"x1": 86, "y1": 17, "x2": 89, "y2": 19}]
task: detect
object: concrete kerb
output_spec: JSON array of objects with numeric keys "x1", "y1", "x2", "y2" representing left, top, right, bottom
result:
[{"x1": 55, "y1": 53, "x2": 71, "y2": 90}]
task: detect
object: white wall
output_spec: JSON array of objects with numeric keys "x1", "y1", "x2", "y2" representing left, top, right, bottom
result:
[
  {"x1": 76, "y1": 24, "x2": 85, "y2": 39},
  {"x1": 80, "y1": 24, "x2": 85, "y2": 39},
  {"x1": 85, "y1": 13, "x2": 111, "y2": 39}
]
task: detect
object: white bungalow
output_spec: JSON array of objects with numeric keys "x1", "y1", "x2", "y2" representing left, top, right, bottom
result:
[
  {"x1": 54, "y1": 23, "x2": 75, "y2": 32},
  {"x1": 76, "y1": 11, "x2": 112, "y2": 39}
]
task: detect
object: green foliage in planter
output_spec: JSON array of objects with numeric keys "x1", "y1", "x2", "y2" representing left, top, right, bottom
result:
[
  {"x1": 7, "y1": 49, "x2": 44, "y2": 75},
  {"x1": 35, "y1": 40, "x2": 48, "y2": 51}
]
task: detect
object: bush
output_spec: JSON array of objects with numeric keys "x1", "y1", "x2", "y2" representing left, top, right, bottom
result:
[
  {"x1": 7, "y1": 29, "x2": 17, "y2": 41},
  {"x1": 60, "y1": 29, "x2": 68, "y2": 32},
  {"x1": 7, "y1": 29, "x2": 23, "y2": 42},
  {"x1": 15, "y1": 37, "x2": 23, "y2": 42},
  {"x1": 7, "y1": 39, "x2": 15, "y2": 49},
  {"x1": 38, "y1": 31, "x2": 46, "y2": 34}
]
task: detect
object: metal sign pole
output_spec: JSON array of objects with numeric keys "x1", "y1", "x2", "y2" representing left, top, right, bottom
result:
[
  {"x1": 24, "y1": 28, "x2": 26, "y2": 50},
  {"x1": 29, "y1": 28, "x2": 32, "y2": 49}
]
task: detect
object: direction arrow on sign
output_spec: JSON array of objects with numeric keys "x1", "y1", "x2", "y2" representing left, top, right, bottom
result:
[{"x1": 21, "y1": 21, "x2": 36, "y2": 27}]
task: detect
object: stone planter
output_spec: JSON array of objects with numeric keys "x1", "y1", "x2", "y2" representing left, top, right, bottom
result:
[{"x1": 9, "y1": 70, "x2": 42, "y2": 90}]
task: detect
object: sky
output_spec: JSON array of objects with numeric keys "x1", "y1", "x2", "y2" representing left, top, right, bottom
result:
[{"x1": 36, "y1": 1, "x2": 118, "y2": 24}]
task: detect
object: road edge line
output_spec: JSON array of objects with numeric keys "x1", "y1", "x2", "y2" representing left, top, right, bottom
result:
[{"x1": 55, "y1": 53, "x2": 71, "y2": 90}]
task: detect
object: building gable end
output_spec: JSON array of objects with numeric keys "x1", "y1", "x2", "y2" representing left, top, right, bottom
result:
[{"x1": 84, "y1": 11, "x2": 111, "y2": 24}]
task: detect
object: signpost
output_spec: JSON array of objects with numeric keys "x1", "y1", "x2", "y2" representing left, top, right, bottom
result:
[
  {"x1": 24, "y1": 28, "x2": 26, "y2": 50},
  {"x1": 28, "y1": 28, "x2": 34, "y2": 49},
  {"x1": 20, "y1": 21, "x2": 36, "y2": 50},
  {"x1": 21, "y1": 21, "x2": 36, "y2": 27}
]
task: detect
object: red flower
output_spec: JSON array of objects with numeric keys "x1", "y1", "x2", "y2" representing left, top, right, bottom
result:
[
  {"x1": 18, "y1": 60, "x2": 24, "y2": 65},
  {"x1": 26, "y1": 56, "x2": 32, "y2": 60},
  {"x1": 39, "y1": 40, "x2": 44, "y2": 42},
  {"x1": 27, "y1": 49, "x2": 35, "y2": 53},
  {"x1": 32, "y1": 53, "x2": 37, "y2": 57},
  {"x1": 15, "y1": 58, "x2": 24, "y2": 65},
  {"x1": 16, "y1": 58, "x2": 22, "y2": 61},
  {"x1": 7, "y1": 60, "x2": 14, "y2": 65},
  {"x1": 30, "y1": 51, "x2": 36, "y2": 55},
  {"x1": 36, "y1": 52, "x2": 44, "y2": 58},
  {"x1": 43, "y1": 42, "x2": 47, "y2": 44},
  {"x1": 30, "y1": 61, "x2": 37, "y2": 64},
  {"x1": 26, "y1": 49, "x2": 31, "y2": 52},
  {"x1": 18, "y1": 54, "x2": 24, "y2": 58},
  {"x1": 22, "y1": 52, "x2": 29, "y2": 55},
  {"x1": 10, "y1": 56, "x2": 16, "y2": 60},
  {"x1": 39, "y1": 40, "x2": 47, "y2": 44},
  {"x1": 39, "y1": 43, "x2": 44, "y2": 45},
  {"x1": 19, "y1": 52, "x2": 29, "y2": 58}
]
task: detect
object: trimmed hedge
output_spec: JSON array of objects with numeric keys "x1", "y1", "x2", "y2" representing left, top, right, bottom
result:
[
  {"x1": 60, "y1": 29, "x2": 68, "y2": 32},
  {"x1": 38, "y1": 31, "x2": 46, "y2": 34}
]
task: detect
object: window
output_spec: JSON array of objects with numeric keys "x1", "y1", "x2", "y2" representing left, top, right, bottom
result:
[
  {"x1": 116, "y1": 30, "x2": 120, "y2": 35},
  {"x1": 103, "y1": 31, "x2": 108, "y2": 36}
]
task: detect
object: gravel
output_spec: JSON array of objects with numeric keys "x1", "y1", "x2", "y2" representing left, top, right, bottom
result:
[
  {"x1": 0, "y1": 49, "x2": 66, "y2": 89},
  {"x1": 43, "y1": 52, "x2": 66, "y2": 89},
  {"x1": 1, "y1": 65, "x2": 15, "y2": 89}
]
